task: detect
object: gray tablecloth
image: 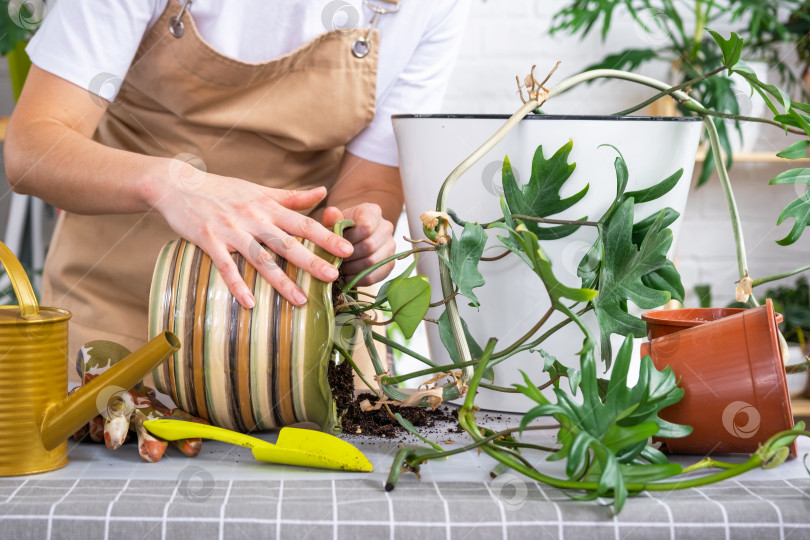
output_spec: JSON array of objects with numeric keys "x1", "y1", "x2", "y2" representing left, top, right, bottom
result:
[{"x1": 2, "y1": 417, "x2": 809, "y2": 540}]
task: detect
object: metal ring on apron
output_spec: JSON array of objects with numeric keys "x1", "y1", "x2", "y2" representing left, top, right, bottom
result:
[
  {"x1": 169, "y1": 0, "x2": 193, "y2": 38},
  {"x1": 352, "y1": 0, "x2": 400, "y2": 59}
]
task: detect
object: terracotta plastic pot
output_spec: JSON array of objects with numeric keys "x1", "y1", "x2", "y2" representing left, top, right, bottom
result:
[
  {"x1": 148, "y1": 237, "x2": 347, "y2": 434},
  {"x1": 642, "y1": 307, "x2": 782, "y2": 340},
  {"x1": 640, "y1": 300, "x2": 796, "y2": 456}
]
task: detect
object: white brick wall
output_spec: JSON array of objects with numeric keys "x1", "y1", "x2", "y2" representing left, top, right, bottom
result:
[{"x1": 437, "y1": 0, "x2": 810, "y2": 306}]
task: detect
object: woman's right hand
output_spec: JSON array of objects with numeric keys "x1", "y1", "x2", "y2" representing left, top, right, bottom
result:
[{"x1": 150, "y1": 160, "x2": 354, "y2": 308}]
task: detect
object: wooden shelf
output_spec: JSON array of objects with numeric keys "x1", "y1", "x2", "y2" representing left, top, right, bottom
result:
[
  {"x1": 792, "y1": 396, "x2": 810, "y2": 420},
  {"x1": 695, "y1": 150, "x2": 810, "y2": 163}
]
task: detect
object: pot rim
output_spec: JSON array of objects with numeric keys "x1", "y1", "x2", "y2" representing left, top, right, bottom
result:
[{"x1": 391, "y1": 114, "x2": 704, "y2": 122}]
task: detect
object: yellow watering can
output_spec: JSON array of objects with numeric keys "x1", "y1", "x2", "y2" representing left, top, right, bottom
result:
[{"x1": 0, "y1": 241, "x2": 180, "y2": 476}]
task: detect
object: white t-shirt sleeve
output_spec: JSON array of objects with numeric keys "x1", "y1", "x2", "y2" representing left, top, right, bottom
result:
[
  {"x1": 345, "y1": 0, "x2": 470, "y2": 167},
  {"x1": 26, "y1": 0, "x2": 163, "y2": 100}
]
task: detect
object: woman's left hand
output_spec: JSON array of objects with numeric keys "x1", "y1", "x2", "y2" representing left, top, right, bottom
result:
[{"x1": 323, "y1": 204, "x2": 396, "y2": 285}]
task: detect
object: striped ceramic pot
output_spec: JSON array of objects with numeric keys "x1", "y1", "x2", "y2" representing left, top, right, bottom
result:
[{"x1": 148, "y1": 233, "x2": 346, "y2": 434}]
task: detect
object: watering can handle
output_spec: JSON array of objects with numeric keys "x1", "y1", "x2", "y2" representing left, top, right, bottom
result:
[{"x1": 0, "y1": 241, "x2": 38, "y2": 318}]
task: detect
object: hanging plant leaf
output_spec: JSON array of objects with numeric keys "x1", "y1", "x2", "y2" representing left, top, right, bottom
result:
[
  {"x1": 641, "y1": 260, "x2": 685, "y2": 305},
  {"x1": 493, "y1": 221, "x2": 598, "y2": 305},
  {"x1": 437, "y1": 311, "x2": 492, "y2": 381},
  {"x1": 440, "y1": 222, "x2": 487, "y2": 307},
  {"x1": 592, "y1": 202, "x2": 672, "y2": 364},
  {"x1": 624, "y1": 169, "x2": 683, "y2": 204},
  {"x1": 770, "y1": 168, "x2": 810, "y2": 245},
  {"x1": 777, "y1": 141, "x2": 810, "y2": 160},
  {"x1": 501, "y1": 141, "x2": 589, "y2": 241},
  {"x1": 387, "y1": 276, "x2": 431, "y2": 339},
  {"x1": 708, "y1": 30, "x2": 743, "y2": 68}
]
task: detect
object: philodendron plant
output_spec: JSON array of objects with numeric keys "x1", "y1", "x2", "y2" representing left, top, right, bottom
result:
[{"x1": 336, "y1": 32, "x2": 810, "y2": 512}]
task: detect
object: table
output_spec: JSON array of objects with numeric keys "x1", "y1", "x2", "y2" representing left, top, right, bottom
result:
[{"x1": 1, "y1": 410, "x2": 809, "y2": 540}]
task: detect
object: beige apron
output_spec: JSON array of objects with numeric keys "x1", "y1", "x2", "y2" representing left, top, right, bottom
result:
[{"x1": 41, "y1": 1, "x2": 382, "y2": 382}]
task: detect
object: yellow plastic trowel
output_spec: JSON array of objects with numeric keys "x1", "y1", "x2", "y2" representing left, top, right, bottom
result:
[{"x1": 143, "y1": 418, "x2": 373, "y2": 472}]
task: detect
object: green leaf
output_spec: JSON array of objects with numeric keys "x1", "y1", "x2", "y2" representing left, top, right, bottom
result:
[
  {"x1": 777, "y1": 141, "x2": 810, "y2": 160},
  {"x1": 641, "y1": 260, "x2": 684, "y2": 304},
  {"x1": 501, "y1": 141, "x2": 589, "y2": 241},
  {"x1": 614, "y1": 462, "x2": 682, "y2": 483},
  {"x1": 494, "y1": 221, "x2": 598, "y2": 305},
  {"x1": 631, "y1": 209, "x2": 679, "y2": 246},
  {"x1": 770, "y1": 168, "x2": 810, "y2": 245},
  {"x1": 444, "y1": 222, "x2": 487, "y2": 307},
  {"x1": 708, "y1": 30, "x2": 743, "y2": 68},
  {"x1": 375, "y1": 256, "x2": 419, "y2": 308},
  {"x1": 624, "y1": 169, "x2": 683, "y2": 204},
  {"x1": 592, "y1": 202, "x2": 672, "y2": 363},
  {"x1": 387, "y1": 276, "x2": 431, "y2": 339},
  {"x1": 602, "y1": 421, "x2": 658, "y2": 453},
  {"x1": 539, "y1": 349, "x2": 581, "y2": 395}
]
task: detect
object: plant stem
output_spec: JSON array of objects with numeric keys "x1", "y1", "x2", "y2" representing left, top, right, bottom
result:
[
  {"x1": 341, "y1": 247, "x2": 435, "y2": 294},
  {"x1": 379, "y1": 360, "x2": 475, "y2": 385},
  {"x1": 613, "y1": 65, "x2": 727, "y2": 116},
  {"x1": 491, "y1": 306, "x2": 590, "y2": 364},
  {"x1": 371, "y1": 330, "x2": 440, "y2": 368},
  {"x1": 703, "y1": 116, "x2": 757, "y2": 305},
  {"x1": 491, "y1": 307, "x2": 554, "y2": 361},
  {"x1": 333, "y1": 341, "x2": 380, "y2": 398},
  {"x1": 480, "y1": 374, "x2": 561, "y2": 394},
  {"x1": 435, "y1": 99, "x2": 542, "y2": 384},
  {"x1": 360, "y1": 323, "x2": 411, "y2": 402},
  {"x1": 752, "y1": 264, "x2": 810, "y2": 287}
]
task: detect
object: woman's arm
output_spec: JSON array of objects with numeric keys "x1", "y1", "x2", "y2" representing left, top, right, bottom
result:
[{"x1": 5, "y1": 65, "x2": 354, "y2": 307}]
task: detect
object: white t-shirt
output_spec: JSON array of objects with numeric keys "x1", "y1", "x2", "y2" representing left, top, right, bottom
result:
[{"x1": 26, "y1": 0, "x2": 470, "y2": 166}]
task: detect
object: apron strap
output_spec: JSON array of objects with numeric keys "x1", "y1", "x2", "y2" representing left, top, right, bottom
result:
[
  {"x1": 352, "y1": 0, "x2": 400, "y2": 58},
  {"x1": 169, "y1": 0, "x2": 193, "y2": 38}
]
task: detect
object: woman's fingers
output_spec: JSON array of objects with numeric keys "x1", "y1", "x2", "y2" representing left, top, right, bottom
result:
[
  {"x1": 245, "y1": 235, "x2": 309, "y2": 305},
  {"x1": 207, "y1": 243, "x2": 257, "y2": 308},
  {"x1": 271, "y1": 186, "x2": 329, "y2": 210},
  {"x1": 276, "y1": 212, "x2": 353, "y2": 259}
]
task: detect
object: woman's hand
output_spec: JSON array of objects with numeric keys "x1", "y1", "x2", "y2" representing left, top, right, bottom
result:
[
  {"x1": 322, "y1": 204, "x2": 396, "y2": 285},
  {"x1": 150, "y1": 162, "x2": 355, "y2": 308}
]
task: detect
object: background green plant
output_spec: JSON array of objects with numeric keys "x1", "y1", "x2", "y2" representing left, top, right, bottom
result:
[{"x1": 550, "y1": 0, "x2": 810, "y2": 185}]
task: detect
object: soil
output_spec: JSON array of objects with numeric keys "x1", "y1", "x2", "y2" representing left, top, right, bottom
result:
[
  {"x1": 328, "y1": 277, "x2": 456, "y2": 439},
  {"x1": 340, "y1": 393, "x2": 457, "y2": 438}
]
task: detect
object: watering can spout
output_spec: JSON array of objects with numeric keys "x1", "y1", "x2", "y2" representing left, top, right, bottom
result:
[{"x1": 39, "y1": 331, "x2": 180, "y2": 451}]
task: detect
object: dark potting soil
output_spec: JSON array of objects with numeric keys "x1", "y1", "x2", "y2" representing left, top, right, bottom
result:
[
  {"x1": 340, "y1": 393, "x2": 458, "y2": 438},
  {"x1": 328, "y1": 278, "x2": 456, "y2": 438}
]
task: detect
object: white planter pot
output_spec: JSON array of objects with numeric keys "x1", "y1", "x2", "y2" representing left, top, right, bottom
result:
[{"x1": 393, "y1": 115, "x2": 703, "y2": 412}]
